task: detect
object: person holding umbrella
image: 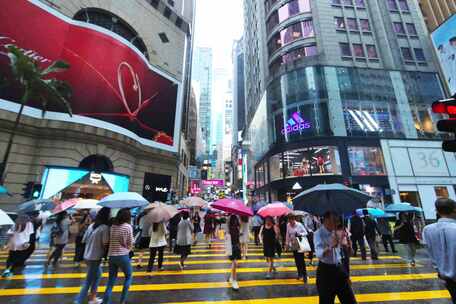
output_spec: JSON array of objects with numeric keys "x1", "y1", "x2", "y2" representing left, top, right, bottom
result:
[
  {"x1": 75, "y1": 207, "x2": 110, "y2": 304},
  {"x1": 203, "y1": 212, "x2": 215, "y2": 248},
  {"x1": 74, "y1": 210, "x2": 92, "y2": 267},
  {"x1": 102, "y1": 209, "x2": 134, "y2": 304},
  {"x1": 176, "y1": 211, "x2": 193, "y2": 270},
  {"x1": 47, "y1": 211, "x2": 71, "y2": 267},
  {"x1": 349, "y1": 212, "x2": 366, "y2": 260},
  {"x1": 147, "y1": 221, "x2": 167, "y2": 274},
  {"x1": 377, "y1": 217, "x2": 396, "y2": 253},
  {"x1": 135, "y1": 208, "x2": 153, "y2": 269},
  {"x1": 260, "y1": 216, "x2": 280, "y2": 279},
  {"x1": 226, "y1": 214, "x2": 241, "y2": 290},
  {"x1": 315, "y1": 211, "x2": 357, "y2": 304},
  {"x1": 285, "y1": 214, "x2": 308, "y2": 283},
  {"x1": 2, "y1": 215, "x2": 34, "y2": 277},
  {"x1": 192, "y1": 211, "x2": 202, "y2": 245}
]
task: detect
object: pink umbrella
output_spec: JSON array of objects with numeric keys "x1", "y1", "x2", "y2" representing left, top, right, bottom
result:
[
  {"x1": 211, "y1": 198, "x2": 253, "y2": 217},
  {"x1": 258, "y1": 202, "x2": 292, "y2": 218},
  {"x1": 52, "y1": 198, "x2": 78, "y2": 214}
]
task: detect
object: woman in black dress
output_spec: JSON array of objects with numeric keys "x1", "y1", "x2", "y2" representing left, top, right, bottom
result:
[
  {"x1": 260, "y1": 216, "x2": 279, "y2": 279},
  {"x1": 227, "y1": 215, "x2": 241, "y2": 290},
  {"x1": 192, "y1": 212, "x2": 201, "y2": 245}
]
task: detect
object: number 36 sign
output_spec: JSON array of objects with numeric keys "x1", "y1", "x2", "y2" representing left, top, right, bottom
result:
[{"x1": 408, "y1": 148, "x2": 449, "y2": 176}]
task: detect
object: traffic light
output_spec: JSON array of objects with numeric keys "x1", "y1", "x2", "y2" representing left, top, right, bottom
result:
[
  {"x1": 432, "y1": 96, "x2": 456, "y2": 152},
  {"x1": 22, "y1": 182, "x2": 34, "y2": 199},
  {"x1": 32, "y1": 183, "x2": 42, "y2": 199}
]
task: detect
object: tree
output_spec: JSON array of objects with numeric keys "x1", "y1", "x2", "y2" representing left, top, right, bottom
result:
[{"x1": 0, "y1": 45, "x2": 73, "y2": 185}]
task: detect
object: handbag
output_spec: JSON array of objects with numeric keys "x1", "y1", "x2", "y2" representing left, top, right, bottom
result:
[{"x1": 297, "y1": 236, "x2": 311, "y2": 253}]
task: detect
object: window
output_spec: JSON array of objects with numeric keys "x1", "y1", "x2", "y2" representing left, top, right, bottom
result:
[
  {"x1": 167, "y1": 0, "x2": 175, "y2": 6},
  {"x1": 414, "y1": 48, "x2": 426, "y2": 61},
  {"x1": 393, "y1": 22, "x2": 406, "y2": 35},
  {"x1": 360, "y1": 19, "x2": 370, "y2": 31},
  {"x1": 164, "y1": 7, "x2": 172, "y2": 18},
  {"x1": 283, "y1": 147, "x2": 341, "y2": 178},
  {"x1": 335, "y1": 17, "x2": 345, "y2": 30},
  {"x1": 340, "y1": 42, "x2": 352, "y2": 56},
  {"x1": 401, "y1": 47, "x2": 413, "y2": 61},
  {"x1": 270, "y1": 153, "x2": 283, "y2": 181},
  {"x1": 353, "y1": 43, "x2": 365, "y2": 57},
  {"x1": 267, "y1": 0, "x2": 311, "y2": 33},
  {"x1": 354, "y1": 0, "x2": 365, "y2": 7},
  {"x1": 348, "y1": 147, "x2": 386, "y2": 176},
  {"x1": 406, "y1": 23, "x2": 417, "y2": 36},
  {"x1": 387, "y1": 0, "x2": 398, "y2": 10},
  {"x1": 331, "y1": 0, "x2": 342, "y2": 4},
  {"x1": 268, "y1": 20, "x2": 314, "y2": 54},
  {"x1": 366, "y1": 44, "x2": 378, "y2": 58},
  {"x1": 347, "y1": 18, "x2": 358, "y2": 30},
  {"x1": 342, "y1": 0, "x2": 353, "y2": 5},
  {"x1": 398, "y1": 0, "x2": 409, "y2": 11}
]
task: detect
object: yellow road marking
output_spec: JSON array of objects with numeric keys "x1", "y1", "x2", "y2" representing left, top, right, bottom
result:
[
  {"x1": 0, "y1": 273, "x2": 440, "y2": 296},
  {"x1": 0, "y1": 263, "x2": 418, "y2": 280},
  {"x1": 166, "y1": 290, "x2": 450, "y2": 304}
]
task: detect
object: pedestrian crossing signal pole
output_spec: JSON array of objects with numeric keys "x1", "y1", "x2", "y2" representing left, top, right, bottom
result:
[{"x1": 432, "y1": 95, "x2": 456, "y2": 152}]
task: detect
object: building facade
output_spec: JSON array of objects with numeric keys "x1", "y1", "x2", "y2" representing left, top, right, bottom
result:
[
  {"x1": 0, "y1": 0, "x2": 195, "y2": 207},
  {"x1": 418, "y1": 0, "x2": 456, "y2": 32},
  {"x1": 191, "y1": 47, "x2": 213, "y2": 159},
  {"x1": 243, "y1": 0, "x2": 454, "y2": 219}
]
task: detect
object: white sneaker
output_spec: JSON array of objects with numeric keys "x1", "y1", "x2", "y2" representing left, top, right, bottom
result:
[
  {"x1": 88, "y1": 298, "x2": 102, "y2": 304},
  {"x1": 228, "y1": 275, "x2": 233, "y2": 283},
  {"x1": 231, "y1": 280, "x2": 239, "y2": 290}
]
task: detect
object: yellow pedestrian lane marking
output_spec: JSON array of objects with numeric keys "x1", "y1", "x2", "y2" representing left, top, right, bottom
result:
[
  {"x1": 165, "y1": 290, "x2": 450, "y2": 304},
  {"x1": 0, "y1": 273, "x2": 440, "y2": 296},
  {"x1": 0, "y1": 263, "x2": 419, "y2": 281}
]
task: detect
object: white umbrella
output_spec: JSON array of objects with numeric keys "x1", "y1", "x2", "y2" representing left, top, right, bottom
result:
[
  {"x1": 73, "y1": 199, "x2": 100, "y2": 210},
  {"x1": 99, "y1": 192, "x2": 148, "y2": 209},
  {"x1": 0, "y1": 209, "x2": 14, "y2": 226},
  {"x1": 181, "y1": 196, "x2": 208, "y2": 208},
  {"x1": 145, "y1": 202, "x2": 178, "y2": 223}
]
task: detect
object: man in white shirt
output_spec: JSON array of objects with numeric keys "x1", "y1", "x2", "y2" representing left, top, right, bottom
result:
[{"x1": 423, "y1": 198, "x2": 456, "y2": 302}]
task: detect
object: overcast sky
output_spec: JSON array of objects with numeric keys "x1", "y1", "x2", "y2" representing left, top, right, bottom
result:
[{"x1": 194, "y1": 0, "x2": 244, "y2": 71}]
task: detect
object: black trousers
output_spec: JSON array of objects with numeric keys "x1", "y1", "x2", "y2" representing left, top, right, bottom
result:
[
  {"x1": 316, "y1": 262, "x2": 357, "y2": 304},
  {"x1": 351, "y1": 237, "x2": 366, "y2": 259},
  {"x1": 381, "y1": 235, "x2": 396, "y2": 252},
  {"x1": 253, "y1": 227, "x2": 260, "y2": 245},
  {"x1": 49, "y1": 244, "x2": 66, "y2": 264},
  {"x1": 74, "y1": 235, "x2": 86, "y2": 262},
  {"x1": 147, "y1": 246, "x2": 165, "y2": 272},
  {"x1": 293, "y1": 251, "x2": 307, "y2": 278},
  {"x1": 307, "y1": 232, "x2": 315, "y2": 261},
  {"x1": 444, "y1": 279, "x2": 456, "y2": 302}
]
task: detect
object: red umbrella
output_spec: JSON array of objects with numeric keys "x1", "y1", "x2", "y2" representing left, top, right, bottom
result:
[
  {"x1": 52, "y1": 198, "x2": 78, "y2": 214},
  {"x1": 211, "y1": 198, "x2": 253, "y2": 217},
  {"x1": 258, "y1": 202, "x2": 292, "y2": 218}
]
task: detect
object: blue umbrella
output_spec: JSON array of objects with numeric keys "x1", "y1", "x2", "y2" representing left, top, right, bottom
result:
[
  {"x1": 356, "y1": 208, "x2": 385, "y2": 218},
  {"x1": 293, "y1": 183, "x2": 371, "y2": 216},
  {"x1": 99, "y1": 192, "x2": 148, "y2": 209},
  {"x1": 376, "y1": 212, "x2": 396, "y2": 218},
  {"x1": 17, "y1": 199, "x2": 54, "y2": 213},
  {"x1": 384, "y1": 202, "x2": 417, "y2": 213}
]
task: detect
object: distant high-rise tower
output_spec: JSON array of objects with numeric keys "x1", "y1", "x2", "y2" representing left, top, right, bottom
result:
[{"x1": 192, "y1": 47, "x2": 213, "y2": 159}]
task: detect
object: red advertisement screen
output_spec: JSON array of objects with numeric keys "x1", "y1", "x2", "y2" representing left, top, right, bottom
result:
[{"x1": 0, "y1": 0, "x2": 180, "y2": 149}]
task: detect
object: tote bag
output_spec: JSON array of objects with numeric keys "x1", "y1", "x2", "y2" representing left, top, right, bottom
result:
[{"x1": 297, "y1": 236, "x2": 311, "y2": 253}]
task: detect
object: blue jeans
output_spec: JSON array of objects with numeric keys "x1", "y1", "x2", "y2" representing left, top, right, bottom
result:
[
  {"x1": 102, "y1": 255, "x2": 132, "y2": 304},
  {"x1": 75, "y1": 260, "x2": 102, "y2": 303}
]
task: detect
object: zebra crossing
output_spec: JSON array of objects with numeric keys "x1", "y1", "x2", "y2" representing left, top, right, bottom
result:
[{"x1": 0, "y1": 241, "x2": 450, "y2": 303}]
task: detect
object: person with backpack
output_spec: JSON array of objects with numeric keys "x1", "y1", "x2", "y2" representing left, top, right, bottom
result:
[
  {"x1": 47, "y1": 211, "x2": 71, "y2": 267},
  {"x1": 75, "y1": 207, "x2": 110, "y2": 304},
  {"x1": 2, "y1": 215, "x2": 34, "y2": 277},
  {"x1": 102, "y1": 208, "x2": 134, "y2": 304}
]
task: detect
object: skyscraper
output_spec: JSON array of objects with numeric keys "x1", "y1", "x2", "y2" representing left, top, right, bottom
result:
[
  {"x1": 242, "y1": 0, "x2": 455, "y2": 220},
  {"x1": 192, "y1": 47, "x2": 213, "y2": 159}
]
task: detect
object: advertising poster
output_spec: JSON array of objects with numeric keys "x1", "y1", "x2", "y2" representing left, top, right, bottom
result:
[
  {"x1": 432, "y1": 14, "x2": 456, "y2": 95},
  {"x1": 0, "y1": 0, "x2": 181, "y2": 151},
  {"x1": 143, "y1": 173, "x2": 172, "y2": 202}
]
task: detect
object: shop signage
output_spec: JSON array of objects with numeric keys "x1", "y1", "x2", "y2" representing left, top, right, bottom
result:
[
  {"x1": 89, "y1": 172, "x2": 102, "y2": 184},
  {"x1": 202, "y1": 179, "x2": 225, "y2": 187},
  {"x1": 0, "y1": 0, "x2": 180, "y2": 151},
  {"x1": 190, "y1": 180, "x2": 201, "y2": 194},
  {"x1": 281, "y1": 112, "x2": 311, "y2": 135},
  {"x1": 143, "y1": 173, "x2": 172, "y2": 202}
]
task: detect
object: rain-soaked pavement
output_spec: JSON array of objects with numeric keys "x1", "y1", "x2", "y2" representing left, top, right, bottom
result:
[{"x1": 0, "y1": 237, "x2": 451, "y2": 304}]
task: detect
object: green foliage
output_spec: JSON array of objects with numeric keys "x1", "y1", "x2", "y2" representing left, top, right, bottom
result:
[{"x1": 5, "y1": 44, "x2": 72, "y2": 117}]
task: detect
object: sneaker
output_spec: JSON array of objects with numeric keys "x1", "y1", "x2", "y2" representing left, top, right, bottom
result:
[
  {"x1": 265, "y1": 273, "x2": 271, "y2": 279},
  {"x1": 136, "y1": 264, "x2": 143, "y2": 269},
  {"x1": 228, "y1": 275, "x2": 233, "y2": 284},
  {"x1": 297, "y1": 276, "x2": 303, "y2": 281},
  {"x1": 231, "y1": 280, "x2": 239, "y2": 290},
  {"x1": 272, "y1": 267, "x2": 278, "y2": 273},
  {"x1": 88, "y1": 298, "x2": 102, "y2": 304},
  {"x1": 178, "y1": 263, "x2": 184, "y2": 271},
  {"x1": 410, "y1": 261, "x2": 416, "y2": 267}
]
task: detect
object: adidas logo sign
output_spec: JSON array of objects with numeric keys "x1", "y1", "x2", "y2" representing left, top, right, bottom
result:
[{"x1": 281, "y1": 112, "x2": 312, "y2": 135}]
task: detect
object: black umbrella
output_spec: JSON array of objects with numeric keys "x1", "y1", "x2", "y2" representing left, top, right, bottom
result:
[{"x1": 293, "y1": 183, "x2": 371, "y2": 216}]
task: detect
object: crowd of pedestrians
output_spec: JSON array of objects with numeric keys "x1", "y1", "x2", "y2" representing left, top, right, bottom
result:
[{"x1": 2, "y1": 196, "x2": 456, "y2": 304}]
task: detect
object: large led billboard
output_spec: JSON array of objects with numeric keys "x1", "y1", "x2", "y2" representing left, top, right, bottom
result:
[
  {"x1": 431, "y1": 14, "x2": 456, "y2": 96},
  {"x1": 0, "y1": 0, "x2": 182, "y2": 151}
]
